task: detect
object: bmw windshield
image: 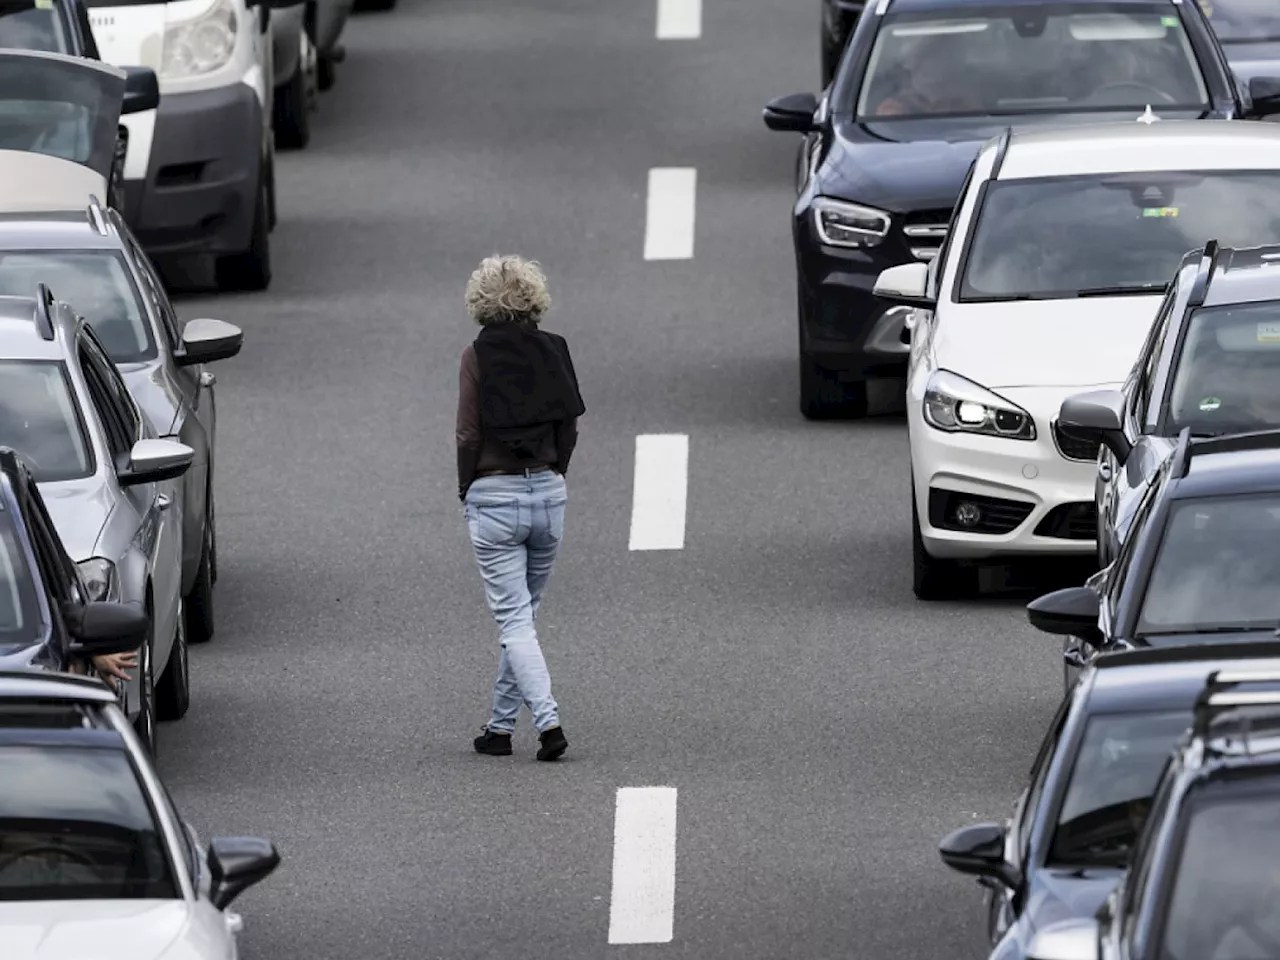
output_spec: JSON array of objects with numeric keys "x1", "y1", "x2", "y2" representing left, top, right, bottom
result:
[
  {"x1": 855, "y1": 3, "x2": 1208, "y2": 120},
  {"x1": 1202, "y1": 0, "x2": 1280, "y2": 41},
  {"x1": 959, "y1": 173, "x2": 1280, "y2": 301}
]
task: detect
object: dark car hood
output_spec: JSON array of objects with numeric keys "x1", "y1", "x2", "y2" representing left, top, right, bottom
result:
[
  {"x1": 826, "y1": 110, "x2": 1210, "y2": 212},
  {"x1": 1223, "y1": 41, "x2": 1280, "y2": 86},
  {"x1": 1025, "y1": 868, "x2": 1123, "y2": 934}
]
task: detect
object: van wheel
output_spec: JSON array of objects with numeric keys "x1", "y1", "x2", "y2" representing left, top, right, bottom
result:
[
  {"x1": 272, "y1": 38, "x2": 313, "y2": 150},
  {"x1": 216, "y1": 175, "x2": 272, "y2": 291},
  {"x1": 156, "y1": 600, "x2": 190, "y2": 721}
]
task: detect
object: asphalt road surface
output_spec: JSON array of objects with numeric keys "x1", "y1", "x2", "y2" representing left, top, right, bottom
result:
[{"x1": 161, "y1": 1, "x2": 1079, "y2": 957}]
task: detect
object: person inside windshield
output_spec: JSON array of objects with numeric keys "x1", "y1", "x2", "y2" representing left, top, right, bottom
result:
[{"x1": 875, "y1": 38, "x2": 985, "y2": 116}]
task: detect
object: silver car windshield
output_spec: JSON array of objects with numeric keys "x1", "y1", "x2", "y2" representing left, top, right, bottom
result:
[
  {"x1": 856, "y1": 3, "x2": 1207, "y2": 120},
  {"x1": 0, "y1": 360, "x2": 94, "y2": 483},
  {"x1": 1161, "y1": 301, "x2": 1280, "y2": 436},
  {"x1": 0, "y1": 0, "x2": 67, "y2": 53},
  {"x1": 1203, "y1": 0, "x2": 1280, "y2": 41},
  {"x1": 0, "y1": 252, "x2": 155, "y2": 364},
  {"x1": 1139, "y1": 493, "x2": 1280, "y2": 634},
  {"x1": 0, "y1": 739, "x2": 177, "y2": 901},
  {"x1": 0, "y1": 504, "x2": 42, "y2": 651},
  {"x1": 959, "y1": 173, "x2": 1280, "y2": 301}
]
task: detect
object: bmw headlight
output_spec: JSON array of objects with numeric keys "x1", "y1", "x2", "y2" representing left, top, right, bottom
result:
[
  {"x1": 812, "y1": 197, "x2": 891, "y2": 248},
  {"x1": 161, "y1": 0, "x2": 238, "y2": 79},
  {"x1": 77, "y1": 558, "x2": 118, "y2": 602},
  {"x1": 923, "y1": 370, "x2": 1036, "y2": 440}
]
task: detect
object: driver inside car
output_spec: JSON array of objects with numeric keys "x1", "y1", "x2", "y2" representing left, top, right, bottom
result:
[{"x1": 875, "y1": 39, "x2": 986, "y2": 116}]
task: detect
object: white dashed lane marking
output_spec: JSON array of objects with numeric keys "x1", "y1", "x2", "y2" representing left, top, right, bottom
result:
[
  {"x1": 643, "y1": 168, "x2": 697, "y2": 261},
  {"x1": 656, "y1": 0, "x2": 702, "y2": 39},
  {"x1": 608, "y1": 787, "x2": 679, "y2": 944},
  {"x1": 628, "y1": 434, "x2": 689, "y2": 551}
]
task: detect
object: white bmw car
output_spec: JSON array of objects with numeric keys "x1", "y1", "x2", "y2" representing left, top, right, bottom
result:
[
  {"x1": 0, "y1": 671, "x2": 279, "y2": 959},
  {"x1": 873, "y1": 119, "x2": 1280, "y2": 600}
]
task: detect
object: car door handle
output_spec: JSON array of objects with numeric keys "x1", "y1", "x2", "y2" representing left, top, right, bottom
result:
[
  {"x1": 200, "y1": 371, "x2": 216, "y2": 388},
  {"x1": 156, "y1": 494, "x2": 172, "y2": 511}
]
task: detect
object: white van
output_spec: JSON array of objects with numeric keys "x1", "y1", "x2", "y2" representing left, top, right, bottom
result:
[{"x1": 84, "y1": 0, "x2": 301, "y2": 291}]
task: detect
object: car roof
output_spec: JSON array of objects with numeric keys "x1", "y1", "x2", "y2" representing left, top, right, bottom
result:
[
  {"x1": 0, "y1": 669, "x2": 116, "y2": 703},
  {"x1": 1170, "y1": 446, "x2": 1280, "y2": 499},
  {"x1": 0, "y1": 208, "x2": 120, "y2": 252},
  {"x1": 1199, "y1": 245, "x2": 1280, "y2": 307},
  {"x1": 1087, "y1": 646, "x2": 1280, "y2": 713},
  {"x1": 993, "y1": 121, "x2": 1280, "y2": 180},
  {"x1": 883, "y1": 0, "x2": 1175, "y2": 13},
  {"x1": 0, "y1": 294, "x2": 71, "y2": 362}
]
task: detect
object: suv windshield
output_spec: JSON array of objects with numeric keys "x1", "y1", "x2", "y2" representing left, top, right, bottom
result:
[
  {"x1": 0, "y1": 504, "x2": 42, "y2": 652},
  {"x1": 856, "y1": 3, "x2": 1207, "y2": 120},
  {"x1": 1049, "y1": 710, "x2": 1189, "y2": 866},
  {"x1": 0, "y1": 741, "x2": 176, "y2": 900},
  {"x1": 1203, "y1": 0, "x2": 1280, "y2": 41},
  {"x1": 1162, "y1": 300, "x2": 1280, "y2": 436},
  {"x1": 0, "y1": 253, "x2": 155, "y2": 364},
  {"x1": 1139, "y1": 493, "x2": 1280, "y2": 634},
  {"x1": 1159, "y1": 784, "x2": 1280, "y2": 960},
  {"x1": 0, "y1": 0, "x2": 66, "y2": 51},
  {"x1": 960, "y1": 173, "x2": 1280, "y2": 301},
  {"x1": 0, "y1": 360, "x2": 94, "y2": 483}
]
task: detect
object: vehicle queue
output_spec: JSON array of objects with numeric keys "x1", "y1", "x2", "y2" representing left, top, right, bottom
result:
[
  {"x1": 772, "y1": 0, "x2": 1280, "y2": 958},
  {"x1": 0, "y1": 0, "x2": 398, "y2": 952}
]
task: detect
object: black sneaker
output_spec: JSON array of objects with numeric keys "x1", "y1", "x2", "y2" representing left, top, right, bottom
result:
[
  {"x1": 537, "y1": 725, "x2": 568, "y2": 761},
  {"x1": 474, "y1": 727, "x2": 513, "y2": 756}
]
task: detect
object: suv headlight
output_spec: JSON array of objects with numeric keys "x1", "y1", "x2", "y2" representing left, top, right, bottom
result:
[
  {"x1": 162, "y1": 0, "x2": 238, "y2": 79},
  {"x1": 812, "y1": 197, "x2": 891, "y2": 248},
  {"x1": 77, "y1": 558, "x2": 118, "y2": 602},
  {"x1": 923, "y1": 370, "x2": 1036, "y2": 440}
]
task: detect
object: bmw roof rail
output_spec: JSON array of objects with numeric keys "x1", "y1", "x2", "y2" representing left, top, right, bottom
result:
[
  {"x1": 1187, "y1": 239, "x2": 1221, "y2": 307},
  {"x1": 86, "y1": 195, "x2": 107, "y2": 236},
  {"x1": 33, "y1": 283, "x2": 55, "y2": 341},
  {"x1": 989, "y1": 127, "x2": 1013, "y2": 179}
]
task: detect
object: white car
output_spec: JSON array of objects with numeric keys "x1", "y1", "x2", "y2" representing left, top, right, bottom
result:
[
  {"x1": 873, "y1": 119, "x2": 1280, "y2": 600},
  {"x1": 0, "y1": 671, "x2": 280, "y2": 959}
]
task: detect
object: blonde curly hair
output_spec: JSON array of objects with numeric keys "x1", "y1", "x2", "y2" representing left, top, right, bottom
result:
[{"x1": 465, "y1": 255, "x2": 552, "y2": 325}]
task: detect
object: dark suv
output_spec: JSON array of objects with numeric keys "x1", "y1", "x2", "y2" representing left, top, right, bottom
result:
[{"x1": 764, "y1": 0, "x2": 1280, "y2": 420}]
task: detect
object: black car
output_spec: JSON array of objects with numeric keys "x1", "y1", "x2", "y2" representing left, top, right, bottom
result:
[
  {"x1": 1202, "y1": 0, "x2": 1280, "y2": 91},
  {"x1": 1027, "y1": 428, "x2": 1280, "y2": 691},
  {"x1": 0, "y1": 444, "x2": 146, "y2": 674},
  {"x1": 1041, "y1": 667, "x2": 1280, "y2": 960},
  {"x1": 1058, "y1": 240, "x2": 1280, "y2": 566},
  {"x1": 937, "y1": 643, "x2": 1280, "y2": 960},
  {"x1": 763, "y1": 0, "x2": 1280, "y2": 420},
  {"x1": 821, "y1": 0, "x2": 866, "y2": 85}
]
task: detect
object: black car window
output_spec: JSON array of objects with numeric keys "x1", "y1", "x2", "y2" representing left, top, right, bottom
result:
[
  {"x1": 0, "y1": 360, "x2": 94, "y2": 482},
  {"x1": 0, "y1": 252, "x2": 156, "y2": 364},
  {"x1": 1157, "y1": 783, "x2": 1280, "y2": 960},
  {"x1": 959, "y1": 172, "x2": 1280, "y2": 302},
  {"x1": 1120, "y1": 755, "x2": 1177, "y2": 950},
  {"x1": 1018, "y1": 693, "x2": 1073, "y2": 861},
  {"x1": 0, "y1": 0, "x2": 68, "y2": 52},
  {"x1": 1047, "y1": 709, "x2": 1191, "y2": 867},
  {"x1": 20, "y1": 487, "x2": 77, "y2": 607},
  {"x1": 1132, "y1": 284, "x2": 1181, "y2": 426},
  {"x1": 0, "y1": 503, "x2": 43, "y2": 652},
  {"x1": 855, "y1": 2, "x2": 1207, "y2": 121},
  {"x1": 1138, "y1": 492, "x2": 1280, "y2": 634},
  {"x1": 80, "y1": 330, "x2": 139, "y2": 440},
  {"x1": 1201, "y1": 0, "x2": 1280, "y2": 40},
  {"x1": 1159, "y1": 300, "x2": 1280, "y2": 437},
  {"x1": 1106, "y1": 470, "x2": 1162, "y2": 608},
  {"x1": 0, "y1": 743, "x2": 177, "y2": 900},
  {"x1": 76, "y1": 343, "x2": 129, "y2": 462}
]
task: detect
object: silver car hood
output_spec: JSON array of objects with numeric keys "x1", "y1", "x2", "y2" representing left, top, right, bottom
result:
[
  {"x1": 39, "y1": 481, "x2": 113, "y2": 562},
  {"x1": 119, "y1": 361, "x2": 179, "y2": 437}
]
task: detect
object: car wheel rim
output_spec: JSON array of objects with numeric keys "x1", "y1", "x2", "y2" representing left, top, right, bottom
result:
[{"x1": 141, "y1": 635, "x2": 155, "y2": 746}]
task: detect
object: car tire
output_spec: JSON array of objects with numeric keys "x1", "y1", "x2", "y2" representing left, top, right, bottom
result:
[
  {"x1": 133, "y1": 620, "x2": 158, "y2": 756},
  {"x1": 266, "y1": 151, "x2": 278, "y2": 231},
  {"x1": 185, "y1": 520, "x2": 215, "y2": 645},
  {"x1": 799, "y1": 352, "x2": 870, "y2": 420},
  {"x1": 156, "y1": 599, "x2": 190, "y2": 721},
  {"x1": 216, "y1": 175, "x2": 272, "y2": 292},
  {"x1": 354, "y1": 0, "x2": 396, "y2": 12},
  {"x1": 912, "y1": 490, "x2": 980, "y2": 601},
  {"x1": 208, "y1": 489, "x2": 218, "y2": 585},
  {"x1": 272, "y1": 42, "x2": 313, "y2": 151},
  {"x1": 318, "y1": 53, "x2": 337, "y2": 91}
]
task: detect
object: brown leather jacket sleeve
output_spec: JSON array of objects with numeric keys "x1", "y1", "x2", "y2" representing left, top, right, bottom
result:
[{"x1": 456, "y1": 345, "x2": 482, "y2": 499}]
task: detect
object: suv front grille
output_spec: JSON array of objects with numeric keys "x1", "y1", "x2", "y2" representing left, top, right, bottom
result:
[
  {"x1": 1053, "y1": 422, "x2": 1101, "y2": 462},
  {"x1": 902, "y1": 209, "x2": 950, "y2": 262}
]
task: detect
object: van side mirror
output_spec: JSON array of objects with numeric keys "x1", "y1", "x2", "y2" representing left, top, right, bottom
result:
[{"x1": 121, "y1": 67, "x2": 159, "y2": 115}]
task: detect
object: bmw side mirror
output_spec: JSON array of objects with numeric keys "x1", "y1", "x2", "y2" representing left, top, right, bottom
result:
[
  {"x1": 1247, "y1": 77, "x2": 1280, "y2": 117},
  {"x1": 1028, "y1": 586, "x2": 1103, "y2": 648},
  {"x1": 1027, "y1": 918, "x2": 1101, "y2": 960},
  {"x1": 938, "y1": 822, "x2": 1020, "y2": 888},
  {"x1": 874, "y1": 261, "x2": 934, "y2": 307},
  {"x1": 208, "y1": 837, "x2": 281, "y2": 910},
  {"x1": 1058, "y1": 390, "x2": 1131, "y2": 463},
  {"x1": 117, "y1": 438, "x2": 193, "y2": 487},
  {"x1": 763, "y1": 92, "x2": 819, "y2": 133},
  {"x1": 121, "y1": 67, "x2": 159, "y2": 115},
  {"x1": 64, "y1": 600, "x2": 149, "y2": 656},
  {"x1": 176, "y1": 317, "x2": 244, "y2": 367}
]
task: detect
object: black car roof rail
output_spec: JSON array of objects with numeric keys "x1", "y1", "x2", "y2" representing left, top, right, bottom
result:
[
  {"x1": 1194, "y1": 669, "x2": 1280, "y2": 748},
  {"x1": 989, "y1": 127, "x2": 1013, "y2": 179},
  {"x1": 86, "y1": 195, "x2": 107, "y2": 237},
  {"x1": 33, "y1": 283, "x2": 55, "y2": 341},
  {"x1": 1187, "y1": 239, "x2": 1221, "y2": 307},
  {"x1": 1172, "y1": 427, "x2": 1280, "y2": 479}
]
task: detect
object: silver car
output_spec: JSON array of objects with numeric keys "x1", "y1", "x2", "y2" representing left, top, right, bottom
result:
[
  {"x1": 0, "y1": 196, "x2": 244, "y2": 646},
  {"x1": 0, "y1": 288, "x2": 193, "y2": 754}
]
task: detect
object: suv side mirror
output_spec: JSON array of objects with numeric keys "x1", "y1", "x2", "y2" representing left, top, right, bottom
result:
[
  {"x1": 938, "y1": 822, "x2": 1020, "y2": 888},
  {"x1": 763, "y1": 92, "x2": 819, "y2": 132},
  {"x1": 208, "y1": 836, "x2": 281, "y2": 910},
  {"x1": 874, "y1": 262, "x2": 934, "y2": 307},
  {"x1": 121, "y1": 67, "x2": 159, "y2": 115},
  {"x1": 1248, "y1": 76, "x2": 1280, "y2": 117},
  {"x1": 1058, "y1": 389, "x2": 1131, "y2": 463},
  {"x1": 175, "y1": 318, "x2": 244, "y2": 367},
  {"x1": 117, "y1": 438, "x2": 193, "y2": 487},
  {"x1": 1028, "y1": 586, "x2": 1103, "y2": 648},
  {"x1": 64, "y1": 600, "x2": 149, "y2": 656},
  {"x1": 1027, "y1": 918, "x2": 1100, "y2": 960}
]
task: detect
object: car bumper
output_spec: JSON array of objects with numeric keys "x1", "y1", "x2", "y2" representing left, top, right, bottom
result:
[
  {"x1": 909, "y1": 386, "x2": 1106, "y2": 560},
  {"x1": 121, "y1": 83, "x2": 262, "y2": 259}
]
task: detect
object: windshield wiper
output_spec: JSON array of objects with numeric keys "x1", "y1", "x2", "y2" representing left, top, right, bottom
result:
[{"x1": 1074, "y1": 284, "x2": 1167, "y2": 298}]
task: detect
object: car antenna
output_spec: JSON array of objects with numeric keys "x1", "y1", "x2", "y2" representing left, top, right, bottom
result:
[{"x1": 1136, "y1": 105, "x2": 1160, "y2": 124}]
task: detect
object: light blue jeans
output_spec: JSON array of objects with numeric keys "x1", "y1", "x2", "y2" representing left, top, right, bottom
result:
[{"x1": 464, "y1": 470, "x2": 567, "y2": 734}]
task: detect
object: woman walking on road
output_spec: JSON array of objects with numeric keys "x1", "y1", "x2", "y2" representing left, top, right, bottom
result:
[{"x1": 456, "y1": 255, "x2": 585, "y2": 761}]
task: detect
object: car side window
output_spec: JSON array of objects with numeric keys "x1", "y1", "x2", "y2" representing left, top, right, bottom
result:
[
  {"x1": 22, "y1": 494, "x2": 70, "y2": 608},
  {"x1": 1131, "y1": 286, "x2": 1179, "y2": 427},
  {"x1": 152, "y1": 780, "x2": 200, "y2": 884},
  {"x1": 77, "y1": 340, "x2": 132, "y2": 461},
  {"x1": 1107, "y1": 476, "x2": 1162, "y2": 607},
  {"x1": 1018, "y1": 695, "x2": 1073, "y2": 860},
  {"x1": 930, "y1": 162, "x2": 976, "y2": 300},
  {"x1": 123, "y1": 232, "x2": 181, "y2": 351},
  {"x1": 24, "y1": 485, "x2": 83, "y2": 605},
  {"x1": 82, "y1": 330, "x2": 141, "y2": 441},
  {"x1": 1120, "y1": 759, "x2": 1177, "y2": 950}
]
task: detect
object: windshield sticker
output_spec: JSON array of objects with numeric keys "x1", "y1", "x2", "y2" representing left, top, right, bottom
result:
[
  {"x1": 1160, "y1": 15, "x2": 1179, "y2": 27},
  {"x1": 1141, "y1": 207, "x2": 1179, "y2": 218},
  {"x1": 1259, "y1": 323, "x2": 1280, "y2": 343},
  {"x1": 33, "y1": 0, "x2": 52, "y2": 7},
  {"x1": 1199, "y1": 397, "x2": 1222, "y2": 412}
]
